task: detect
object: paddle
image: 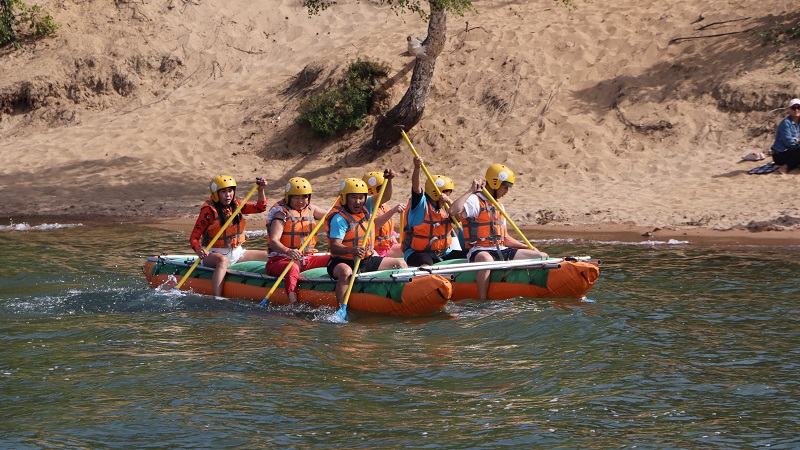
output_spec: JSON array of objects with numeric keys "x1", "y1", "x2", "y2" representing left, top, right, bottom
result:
[
  {"x1": 174, "y1": 183, "x2": 260, "y2": 291},
  {"x1": 334, "y1": 177, "x2": 389, "y2": 321},
  {"x1": 399, "y1": 128, "x2": 462, "y2": 229},
  {"x1": 259, "y1": 198, "x2": 339, "y2": 307},
  {"x1": 399, "y1": 208, "x2": 405, "y2": 246},
  {"x1": 480, "y1": 186, "x2": 538, "y2": 251}
]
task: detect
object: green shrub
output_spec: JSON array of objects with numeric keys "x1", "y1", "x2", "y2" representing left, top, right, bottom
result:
[
  {"x1": 297, "y1": 58, "x2": 390, "y2": 137},
  {"x1": 756, "y1": 22, "x2": 800, "y2": 45},
  {"x1": 1, "y1": 0, "x2": 59, "y2": 48}
]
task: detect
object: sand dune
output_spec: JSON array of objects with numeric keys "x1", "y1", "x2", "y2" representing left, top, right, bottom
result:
[{"x1": 1, "y1": 0, "x2": 799, "y2": 239}]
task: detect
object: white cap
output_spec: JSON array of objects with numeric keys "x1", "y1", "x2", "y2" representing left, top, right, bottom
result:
[{"x1": 789, "y1": 98, "x2": 800, "y2": 108}]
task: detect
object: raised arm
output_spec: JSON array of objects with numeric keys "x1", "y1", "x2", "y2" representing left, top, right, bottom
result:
[
  {"x1": 411, "y1": 157, "x2": 423, "y2": 194},
  {"x1": 449, "y1": 178, "x2": 484, "y2": 216},
  {"x1": 378, "y1": 168, "x2": 396, "y2": 206}
]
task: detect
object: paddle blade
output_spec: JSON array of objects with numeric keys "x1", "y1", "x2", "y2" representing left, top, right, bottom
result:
[
  {"x1": 259, "y1": 298, "x2": 268, "y2": 307},
  {"x1": 332, "y1": 304, "x2": 348, "y2": 323}
]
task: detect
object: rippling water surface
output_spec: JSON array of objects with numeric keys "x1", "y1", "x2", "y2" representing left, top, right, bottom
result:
[{"x1": 1, "y1": 221, "x2": 799, "y2": 448}]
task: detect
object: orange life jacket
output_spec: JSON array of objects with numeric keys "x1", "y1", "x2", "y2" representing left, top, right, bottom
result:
[
  {"x1": 266, "y1": 200, "x2": 317, "y2": 254},
  {"x1": 373, "y1": 203, "x2": 395, "y2": 252},
  {"x1": 326, "y1": 204, "x2": 372, "y2": 260},
  {"x1": 201, "y1": 199, "x2": 247, "y2": 248},
  {"x1": 402, "y1": 197, "x2": 452, "y2": 256},
  {"x1": 461, "y1": 195, "x2": 504, "y2": 249}
]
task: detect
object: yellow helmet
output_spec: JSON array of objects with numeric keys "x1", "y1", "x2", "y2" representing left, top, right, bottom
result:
[
  {"x1": 362, "y1": 171, "x2": 385, "y2": 196},
  {"x1": 209, "y1": 175, "x2": 237, "y2": 202},
  {"x1": 424, "y1": 175, "x2": 455, "y2": 201},
  {"x1": 285, "y1": 177, "x2": 312, "y2": 202},
  {"x1": 485, "y1": 164, "x2": 515, "y2": 190},
  {"x1": 339, "y1": 178, "x2": 369, "y2": 204}
]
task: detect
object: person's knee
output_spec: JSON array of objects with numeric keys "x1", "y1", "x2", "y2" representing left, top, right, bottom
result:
[
  {"x1": 334, "y1": 264, "x2": 352, "y2": 280},
  {"x1": 516, "y1": 249, "x2": 539, "y2": 259},
  {"x1": 474, "y1": 252, "x2": 492, "y2": 262},
  {"x1": 217, "y1": 256, "x2": 230, "y2": 269}
]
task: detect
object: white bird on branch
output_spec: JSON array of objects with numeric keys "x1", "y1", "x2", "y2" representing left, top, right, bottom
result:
[{"x1": 406, "y1": 35, "x2": 429, "y2": 60}]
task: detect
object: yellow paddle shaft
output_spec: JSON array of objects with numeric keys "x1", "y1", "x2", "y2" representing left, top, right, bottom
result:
[
  {"x1": 342, "y1": 179, "x2": 388, "y2": 307},
  {"x1": 399, "y1": 129, "x2": 462, "y2": 229},
  {"x1": 175, "y1": 184, "x2": 260, "y2": 290},
  {"x1": 480, "y1": 186, "x2": 537, "y2": 252},
  {"x1": 262, "y1": 198, "x2": 339, "y2": 301}
]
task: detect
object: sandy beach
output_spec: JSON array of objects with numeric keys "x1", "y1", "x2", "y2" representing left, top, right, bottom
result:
[{"x1": 1, "y1": 0, "x2": 799, "y2": 245}]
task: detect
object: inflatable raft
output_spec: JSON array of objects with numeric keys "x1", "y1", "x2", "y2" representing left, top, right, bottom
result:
[
  {"x1": 428, "y1": 257, "x2": 598, "y2": 301},
  {"x1": 142, "y1": 255, "x2": 452, "y2": 317},
  {"x1": 361, "y1": 257, "x2": 600, "y2": 301}
]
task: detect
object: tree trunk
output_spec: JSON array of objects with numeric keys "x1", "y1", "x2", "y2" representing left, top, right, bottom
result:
[{"x1": 371, "y1": 1, "x2": 447, "y2": 149}]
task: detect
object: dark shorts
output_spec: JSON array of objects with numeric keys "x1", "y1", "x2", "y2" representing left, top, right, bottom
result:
[
  {"x1": 468, "y1": 247, "x2": 519, "y2": 262},
  {"x1": 326, "y1": 255, "x2": 384, "y2": 278},
  {"x1": 406, "y1": 249, "x2": 467, "y2": 266},
  {"x1": 443, "y1": 249, "x2": 467, "y2": 261},
  {"x1": 406, "y1": 251, "x2": 440, "y2": 267},
  {"x1": 773, "y1": 147, "x2": 800, "y2": 171}
]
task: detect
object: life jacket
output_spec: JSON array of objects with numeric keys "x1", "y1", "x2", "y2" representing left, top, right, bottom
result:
[
  {"x1": 326, "y1": 204, "x2": 372, "y2": 260},
  {"x1": 373, "y1": 203, "x2": 395, "y2": 252},
  {"x1": 402, "y1": 196, "x2": 452, "y2": 256},
  {"x1": 266, "y1": 200, "x2": 317, "y2": 254},
  {"x1": 201, "y1": 199, "x2": 246, "y2": 248},
  {"x1": 461, "y1": 195, "x2": 504, "y2": 249}
]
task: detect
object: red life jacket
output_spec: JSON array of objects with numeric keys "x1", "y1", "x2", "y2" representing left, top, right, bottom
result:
[
  {"x1": 326, "y1": 204, "x2": 372, "y2": 260},
  {"x1": 201, "y1": 199, "x2": 247, "y2": 248},
  {"x1": 461, "y1": 195, "x2": 504, "y2": 249},
  {"x1": 402, "y1": 197, "x2": 452, "y2": 256},
  {"x1": 373, "y1": 203, "x2": 395, "y2": 252},
  {"x1": 267, "y1": 200, "x2": 317, "y2": 254}
]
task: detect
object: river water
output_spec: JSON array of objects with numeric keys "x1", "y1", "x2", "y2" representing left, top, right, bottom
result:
[{"x1": 1, "y1": 220, "x2": 798, "y2": 448}]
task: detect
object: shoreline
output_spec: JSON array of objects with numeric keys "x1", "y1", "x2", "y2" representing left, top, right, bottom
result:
[{"x1": 3, "y1": 214, "x2": 799, "y2": 248}]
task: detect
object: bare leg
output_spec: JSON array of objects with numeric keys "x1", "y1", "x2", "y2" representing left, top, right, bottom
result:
[
  {"x1": 333, "y1": 263, "x2": 353, "y2": 306},
  {"x1": 239, "y1": 249, "x2": 270, "y2": 262},
  {"x1": 472, "y1": 251, "x2": 494, "y2": 300},
  {"x1": 386, "y1": 243, "x2": 405, "y2": 259},
  {"x1": 513, "y1": 248, "x2": 549, "y2": 259},
  {"x1": 378, "y1": 256, "x2": 407, "y2": 270},
  {"x1": 202, "y1": 253, "x2": 229, "y2": 297}
]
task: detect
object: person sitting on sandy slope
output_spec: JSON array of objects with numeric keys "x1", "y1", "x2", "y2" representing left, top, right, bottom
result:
[{"x1": 771, "y1": 98, "x2": 800, "y2": 175}]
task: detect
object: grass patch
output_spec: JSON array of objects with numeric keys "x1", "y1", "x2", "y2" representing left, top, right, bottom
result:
[{"x1": 755, "y1": 22, "x2": 800, "y2": 45}]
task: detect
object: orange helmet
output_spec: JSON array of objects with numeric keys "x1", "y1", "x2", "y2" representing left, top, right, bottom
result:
[
  {"x1": 285, "y1": 177, "x2": 312, "y2": 202},
  {"x1": 362, "y1": 171, "x2": 386, "y2": 196},
  {"x1": 209, "y1": 175, "x2": 236, "y2": 202},
  {"x1": 339, "y1": 178, "x2": 369, "y2": 204},
  {"x1": 485, "y1": 164, "x2": 515, "y2": 190},
  {"x1": 424, "y1": 175, "x2": 454, "y2": 201}
]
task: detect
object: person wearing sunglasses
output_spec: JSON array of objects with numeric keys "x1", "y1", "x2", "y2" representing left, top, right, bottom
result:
[{"x1": 770, "y1": 98, "x2": 800, "y2": 175}]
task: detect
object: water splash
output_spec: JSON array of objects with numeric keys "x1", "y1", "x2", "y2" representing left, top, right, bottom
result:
[
  {"x1": 535, "y1": 237, "x2": 689, "y2": 246},
  {"x1": 0, "y1": 220, "x2": 83, "y2": 232}
]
